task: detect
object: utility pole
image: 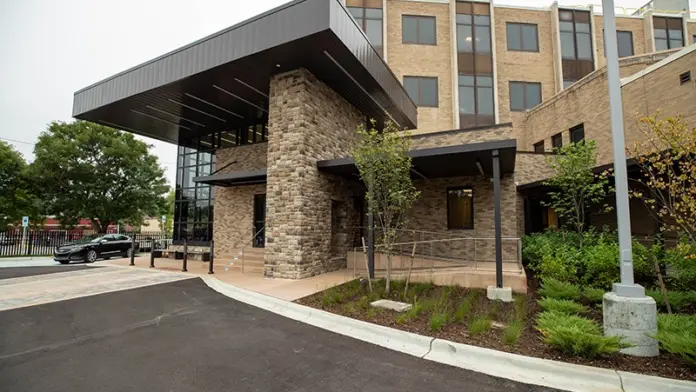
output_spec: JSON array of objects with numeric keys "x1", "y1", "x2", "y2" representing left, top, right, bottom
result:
[{"x1": 601, "y1": 0, "x2": 657, "y2": 357}]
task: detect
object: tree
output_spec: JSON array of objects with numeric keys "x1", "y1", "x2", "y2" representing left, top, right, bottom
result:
[
  {"x1": 159, "y1": 188, "x2": 175, "y2": 234},
  {"x1": 351, "y1": 120, "x2": 420, "y2": 294},
  {"x1": 0, "y1": 141, "x2": 42, "y2": 227},
  {"x1": 544, "y1": 140, "x2": 613, "y2": 238},
  {"x1": 629, "y1": 115, "x2": 696, "y2": 245},
  {"x1": 30, "y1": 120, "x2": 169, "y2": 233}
]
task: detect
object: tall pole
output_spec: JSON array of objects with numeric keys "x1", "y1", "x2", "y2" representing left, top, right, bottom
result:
[{"x1": 603, "y1": 0, "x2": 641, "y2": 297}]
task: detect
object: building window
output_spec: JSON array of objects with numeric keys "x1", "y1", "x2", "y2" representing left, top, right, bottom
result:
[
  {"x1": 653, "y1": 16, "x2": 683, "y2": 51},
  {"x1": 456, "y1": 14, "x2": 491, "y2": 53},
  {"x1": 551, "y1": 133, "x2": 563, "y2": 149},
  {"x1": 348, "y1": 6, "x2": 383, "y2": 55},
  {"x1": 509, "y1": 82, "x2": 542, "y2": 111},
  {"x1": 603, "y1": 30, "x2": 634, "y2": 58},
  {"x1": 569, "y1": 124, "x2": 585, "y2": 143},
  {"x1": 447, "y1": 187, "x2": 474, "y2": 230},
  {"x1": 402, "y1": 15, "x2": 436, "y2": 45},
  {"x1": 506, "y1": 23, "x2": 538, "y2": 52},
  {"x1": 559, "y1": 10, "x2": 592, "y2": 60},
  {"x1": 693, "y1": 35, "x2": 696, "y2": 45},
  {"x1": 563, "y1": 79, "x2": 576, "y2": 89},
  {"x1": 403, "y1": 76, "x2": 438, "y2": 107},
  {"x1": 534, "y1": 141, "x2": 545, "y2": 153},
  {"x1": 459, "y1": 74, "x2": 494, "y2": 117}
]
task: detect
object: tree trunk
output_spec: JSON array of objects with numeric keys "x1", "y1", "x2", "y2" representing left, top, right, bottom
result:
[
  {"x1": 385, "y1": 252, "x2": 391, "y2": 295},
  {"x1": 404, "y1": 242, "x2": 417, "y2": 301},
  {"x1": 653, "y1": 251, "x2": 672, "y2": 314}
]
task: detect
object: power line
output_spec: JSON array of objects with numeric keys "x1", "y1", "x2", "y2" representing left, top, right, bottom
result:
[{"x1": 0, "y1": 136, "x2": 35, "y2": 145}]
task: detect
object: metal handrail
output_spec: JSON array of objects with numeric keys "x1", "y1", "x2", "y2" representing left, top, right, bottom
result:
[{"x1": 241, "y1": 225, "x2": 265, "y2": 274}]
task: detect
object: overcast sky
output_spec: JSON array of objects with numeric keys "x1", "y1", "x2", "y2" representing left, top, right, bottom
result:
[{"x1": 0, "y1": 0, "x2": 693, "y2": 187}]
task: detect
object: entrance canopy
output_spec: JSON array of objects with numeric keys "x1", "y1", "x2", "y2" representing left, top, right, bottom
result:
[
  {"x1": 72, "y1": 0, "x2": 417, "y2": 145},
  {"x1": 317, "y1": 139, "x2": 517, "y2": 179}
]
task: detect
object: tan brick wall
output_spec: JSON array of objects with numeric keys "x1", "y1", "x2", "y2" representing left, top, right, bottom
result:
[
  {"x1": 265, "y1": 68, "x2": 364, "y2": 279},
  {"x1": 213, "y1": 184, "x2": 266, "y2": 256},
  {"x1": 406, "y1": 175, "x2": 519, "y2": 262},
  {"x1": 386, "y1": 0, "x2": 454, "y2": 133},
  {"x1": 515, "y1": 152, "x2": 555, "y2": 185},
  {"x1": 214, "y1": 143, "x2": 267, "y2": 173},
  {"x1": 688, "y1": 22, "x2": 696, "y2": 45},
  {"x1": 410, "y1": 123, "x2": 513, "y2": 149},
  {"x1": 494, "y1": 7, "x2": 557, "y2": 124},
  {"x1": 594, "y1": 16, "x2": 647, "y2": 69}
]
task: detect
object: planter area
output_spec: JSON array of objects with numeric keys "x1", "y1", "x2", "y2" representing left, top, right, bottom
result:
[{"x1": 296, "y1": 277, "x2": 696, "y2": 382}]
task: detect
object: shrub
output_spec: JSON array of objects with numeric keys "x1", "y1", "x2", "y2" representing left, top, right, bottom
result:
[
  {"x1": 538, "y1": 298, "x2": 588, "y2": 314},
  {"x1": 469, "y1": 316, "x2": 492, "y2": 335},
  {"x1": 429, "y1": 312, "x2": 449, "y2": 331},
  {"x1": 536, "y1": 311, "x2": 626, "y2": 358},
  {"x1": 646, "y1": 289, "x2": 696, "y2": 312},
  {"x1": 582, "y1": 287, "x2": 605, "y2": 304},
  {"x1": 514, "y1": 295, "x2": 527, "y2": 322},
  {"x1": 582, "y1": 239, "x2": 652, "y2": 289},
  {"x1": 523, "y1": 231, "x2": 583, "y2": 283},
  {"x1": 655, "y1": 314, "x2": 696, "y2": 367},
  {"x1": 503, "y1": 320, "x2": 522, "y2": 345},
  {"x1": 539, "y1": 279, "x2": 581, "y2": 301},
  {"x1": 664, "y1": 241, "x2": 696, "y2": 291}
]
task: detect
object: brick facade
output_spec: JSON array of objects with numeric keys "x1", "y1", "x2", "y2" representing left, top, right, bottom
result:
[
  {"x1": 594, "y1": 16, "x2": 647, "y2": 69},
  {"x1": 410, "y1": 123, "x2": 514, "y2": 149},
  {"x1": 264, "y1": 68, "x2": 364, "y2": 279}
]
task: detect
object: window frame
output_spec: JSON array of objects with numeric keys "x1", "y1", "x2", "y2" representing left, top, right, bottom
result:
[
  {"x1": 402, "y1": 15, "x2": 437, "y2": 45},
  {"x1": 347, "y1": 6, "x2": 384, "y2": 54},
  {"x1": 506, "y1": 22, "x2": 539, "y2": 52},
  {"x1": 603, "y1": 30, "x2": 634, "y2": 58},
  {"x1": 559, "y1": 10, "x2": 593, "y2": 61},
  {"x1": 403, "y1": 76, "x2": 439, "y2": 107},
  {"x1": 551, "y1": 133, "x2": 563, "y2": 149},
  {"x1": 446, "y1": 186, "x2": 475, "y2": 230},
  {"x1": 653, "y1": 16, "x2": 683, "y2": 51},
  {"x1": 458, "y1": 74, "x2": 494, "y2": 116},
  {"x1": 569, "y1": 124, "x2": 585, "y2": 144},
  {"x1": 509, "y1": 81, "x2": 542, "y2": 111},
  {"x1": 533, "y1": 141, "x2": 545, "y2": 153}
]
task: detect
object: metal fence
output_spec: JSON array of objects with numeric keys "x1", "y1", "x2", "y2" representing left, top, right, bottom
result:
[{"x1": 0, "y1": 229, "x2": 172, "y2": 257}]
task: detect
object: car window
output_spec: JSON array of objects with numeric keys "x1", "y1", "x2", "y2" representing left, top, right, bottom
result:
[
  {"x1": 103, "y1": 235, "x2": 117, "y2": 242},
  {"x1": 117, "y1": 235, "x2": 130, "y2": 241}
]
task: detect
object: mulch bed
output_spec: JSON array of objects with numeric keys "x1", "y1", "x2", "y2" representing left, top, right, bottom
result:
[{"x1": 296, "y1": 279, "x2": 696, "y2": 382}]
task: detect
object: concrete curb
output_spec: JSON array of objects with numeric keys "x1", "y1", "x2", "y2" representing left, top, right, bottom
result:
[{"x1": 202, "y1": 277, "x2": 696, "y2": 392}]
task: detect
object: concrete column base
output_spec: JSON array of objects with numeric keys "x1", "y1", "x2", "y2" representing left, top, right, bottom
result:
[
  {"x1": 487, "y1": 286, "x2": 513, "y2": 302},
  {"x1": 603, "y1": 291, "x2": 659, "y2": 357}
]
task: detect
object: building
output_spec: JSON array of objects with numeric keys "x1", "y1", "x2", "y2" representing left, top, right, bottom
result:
[{"x1": 72, "y1": 0, "x2": 696, "y2": 289}]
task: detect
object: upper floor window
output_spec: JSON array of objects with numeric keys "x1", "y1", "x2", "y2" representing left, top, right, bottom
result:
[
  {"x1": 534, "y1": 141, "x2": 545, "y2": 153},
  {"x1": 507, "y1": 23, "x2": 538, "y2": 52},
  {"x1": 403, "y1": 76, "x2": 438, "y2": 107},
  {"x1": 563, "y1": 79, "x2": 576, "y2": 89},
  {"x1": 447, "y1": 187, "x2": 474, "y2": 230},
  {"x1": 603, "y1": 30, "x2": 634, "y2": 58},
  {"x1": 348, "y1": 6, "x2": 384, "y2": 55},
  {"x1": 509, "y1": 81, "x2": 542, "y2": 111},
  {"x1": 458, "y1": 74, "x2": 494, "y2": 116},
  {"x1": 653, "y1": 16, "x2": 683, "y2": 51},
  {"x1": 456, "y1": 14, "x2": 491, "y2": 53},
  {"x1": 403, "y1": 15, "x2": 436, "y2": 45},
  {"x1": 552, "y1": 133, "x2": 563, "y2": 149},
  {"x1": 559, "y1": 10, "x2": 592, "y2": 60},
  {"x1": 569, "y1": 124, "x2": 585, "y2": 143}
]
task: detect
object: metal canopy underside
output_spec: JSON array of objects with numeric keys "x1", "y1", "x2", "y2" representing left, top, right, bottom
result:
[
  {"x1": 193, "y1": 169, "x2": 267, "y2": 187},
  {"x1": 72, "y1": 0, "x2": 417, "y2": 145},
  {"x1": 317, "y1": 139, "x2": 517, "y2": 179}
]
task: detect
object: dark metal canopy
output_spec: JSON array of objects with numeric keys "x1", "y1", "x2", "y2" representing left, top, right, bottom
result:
[
  {"x1": 193, "y1": 169, "x2": 267, "y2": 187},
  {"x1": 72, "y1": 0, "x2": 417, "y2": 145},
  {"x1": 317, "y1": 139, "x2": 517, "y2": 179}
]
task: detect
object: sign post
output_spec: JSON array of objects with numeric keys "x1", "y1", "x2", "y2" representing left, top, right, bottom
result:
[{"x1": 21, "y1": 216, "x2": 29, "y2": 256}]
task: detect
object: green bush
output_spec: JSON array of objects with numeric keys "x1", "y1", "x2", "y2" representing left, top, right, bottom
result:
[
  {"x1": 664, "y1": 242, "x2": 696, "y2": 291},
  {"x1": 539, "y1": 279, "x2": 581, "y2": 301},
  {"x1": 582, "y1": 238, "x2": 652, "y2": 289},
  {"x1": 582, "y1": 287, "x2": 605, "y2": 304},
  {"x1": 646, "y1": 289, "x2": 696, "y2": 312},
  {"x1": 503, "y1": 320, "x2": 522, "y2": 345},
  {"x1": 469, "y1": 316, "x2": 492, "y2": 335},
  {"x1": 538, "y1": 298, "x2": 588, "y2": 314},
  {"x1": 429, "y1": 312, "x2": 449, "y2": 331},
  {"x1": 655, "y1": 314, "x2": 696, "y2": 367},
  {"x1": 536, "y1": 311, "x2": 626, "y2": 358}
]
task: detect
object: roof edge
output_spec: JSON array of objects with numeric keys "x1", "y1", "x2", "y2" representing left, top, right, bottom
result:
[{"x1": 621, "y1": 45, "x2": 696, "y2": 86}]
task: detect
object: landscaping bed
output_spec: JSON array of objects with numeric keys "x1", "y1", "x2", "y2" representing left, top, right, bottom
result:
[{"x1": 296, "y1": 278, "x2": 696, "y2": 382}]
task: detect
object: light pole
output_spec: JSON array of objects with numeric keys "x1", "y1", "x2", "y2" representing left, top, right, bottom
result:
[{"x1": 601, "y1": 0, "x2": 658, "y2": 357}]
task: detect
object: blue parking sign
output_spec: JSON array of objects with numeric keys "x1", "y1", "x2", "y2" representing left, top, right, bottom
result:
[{"x1": 22, "y1": 216, "x2": 29, "y2": 227}]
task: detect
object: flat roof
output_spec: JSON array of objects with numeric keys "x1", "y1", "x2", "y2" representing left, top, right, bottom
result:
[
  {"x1": 193, "y1": 169, "x2": 267, "y2": 187},
  {"x1": 72, "y1": 0, "x2": 417, "y2": 144}
]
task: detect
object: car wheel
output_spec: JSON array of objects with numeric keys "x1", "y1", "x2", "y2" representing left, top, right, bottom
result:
[{"x1": 85, "y1": 249, "x2": 98, "y2": 263}]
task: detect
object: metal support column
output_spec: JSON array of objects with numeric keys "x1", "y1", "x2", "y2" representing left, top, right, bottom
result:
[
  {"x1": 492, "y1": 149, "x2": 503, "y2": 288},
  {"x1": 149, "y1": 248, "x2": 155, "y2": 268},
  {"x1": 182, "y1": 239, "x2": 188, "y2": 272},
  {"x1": 129, "y1": 235, "x2": 135, "y2": 266}
]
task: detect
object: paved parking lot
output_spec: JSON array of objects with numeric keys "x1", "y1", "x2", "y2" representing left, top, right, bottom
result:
[{"x1": 0, "y1": 272, "x2": 560, "y2": 392}]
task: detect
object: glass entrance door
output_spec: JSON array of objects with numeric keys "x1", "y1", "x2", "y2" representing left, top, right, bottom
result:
[{"x1": 253, "y1": 194, "x2": 266, "y2": 248}]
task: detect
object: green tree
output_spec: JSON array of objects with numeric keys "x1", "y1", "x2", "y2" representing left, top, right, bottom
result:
[
  {"x1": 30, "y1": 120, "x2": 169, "y2": 233},
  {"x1": 544, "y1": 140, "x2": 613, "y2": 238},
  {"x1": 159, "y1": 188, "x2": 175, "y2": 235},
  {"x1": 0, "y1": 141, "x2": 42, "y2": 227},
  {"x1": 351, "y1": 120, "x2": 420, "y2": 294}
]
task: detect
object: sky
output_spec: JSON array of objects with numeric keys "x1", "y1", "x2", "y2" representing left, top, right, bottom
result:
[{"x1": 0, "y1": 0, "x2": 693, "y2": 187}]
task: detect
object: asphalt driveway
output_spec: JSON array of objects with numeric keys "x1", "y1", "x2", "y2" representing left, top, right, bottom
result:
[
  {"x1": 0, "y1": 265, "x2": 94, "y2": 280},
  {"x1": 0, "y1": 278, "x2": 560, "y2": 392}
]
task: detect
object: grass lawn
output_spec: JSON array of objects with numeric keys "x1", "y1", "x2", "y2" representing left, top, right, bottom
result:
[{"x1": 296, "y1": 278, "x2": 695, "y2": 381}]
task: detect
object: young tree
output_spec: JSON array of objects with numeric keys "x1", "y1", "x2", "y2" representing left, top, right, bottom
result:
[
  {"x1": 351, "y1": 120, "x2": 420, "y2": 294},
  {"x1": 30, "y1": 120, "x2": 169, "y2": 233},
  {"x1": 544, "y1": 140, "x2": 613, "y2": 238},
  {"x1": 0, "y1": 141, "x2": 42, "y2": 227},
  {"x1": 629, "y1": 115, "x2": 696, "y2": 245},
  {"x1": 159, "y1": 188, "x2": 175, "y2": 235}
]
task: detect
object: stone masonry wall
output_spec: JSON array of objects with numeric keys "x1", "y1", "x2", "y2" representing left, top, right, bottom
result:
[
  {"x1": 515, "y1": 152, "x2": 555, "y2": 186},
  {"x1": 213, "y1": 184, "x2": 267, "y2": 256},
  {"x1": 410, "y1": 124, "x2": 513, "y2": 150},
  {"x1": 215, "y1": 143, "x2": 268, "y2": 173},
  {"x1": 264, "y1": 68, "x2": 363, "y2": 279}
]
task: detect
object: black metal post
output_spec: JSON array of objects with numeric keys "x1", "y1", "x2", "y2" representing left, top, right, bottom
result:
[
  {"x1": 367, "y1": 209, "x2": 375, "y2": 279},
  {"x1": 182, "y1": 239, "x2": 188, "y2": 272},
  {"x1": 208, "y1": 240, "x2": 214, "y2": 274},
  {"x1": 149, "y1": 248, "x2": 155, "y2": 268},
  {"x1": 129, "y1": 235, "x2": 135, "y2": 266},
  {"x1": 492, "y1": 149, "x2": 503, "y2": 288}
]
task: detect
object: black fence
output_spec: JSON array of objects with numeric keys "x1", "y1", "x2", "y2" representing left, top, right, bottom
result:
[{"x1": 0, "y1": 229, "x2": 172, "y2": 257}]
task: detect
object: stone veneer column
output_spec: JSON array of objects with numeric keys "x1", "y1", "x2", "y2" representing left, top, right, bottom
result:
[{"x1": 264, "y1": 68, "x2": 363, "y2": 279}]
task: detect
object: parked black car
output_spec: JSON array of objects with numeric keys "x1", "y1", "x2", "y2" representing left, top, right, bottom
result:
[{"x1": 54, "y1": 234, "x2": 138, "y2": 264}]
